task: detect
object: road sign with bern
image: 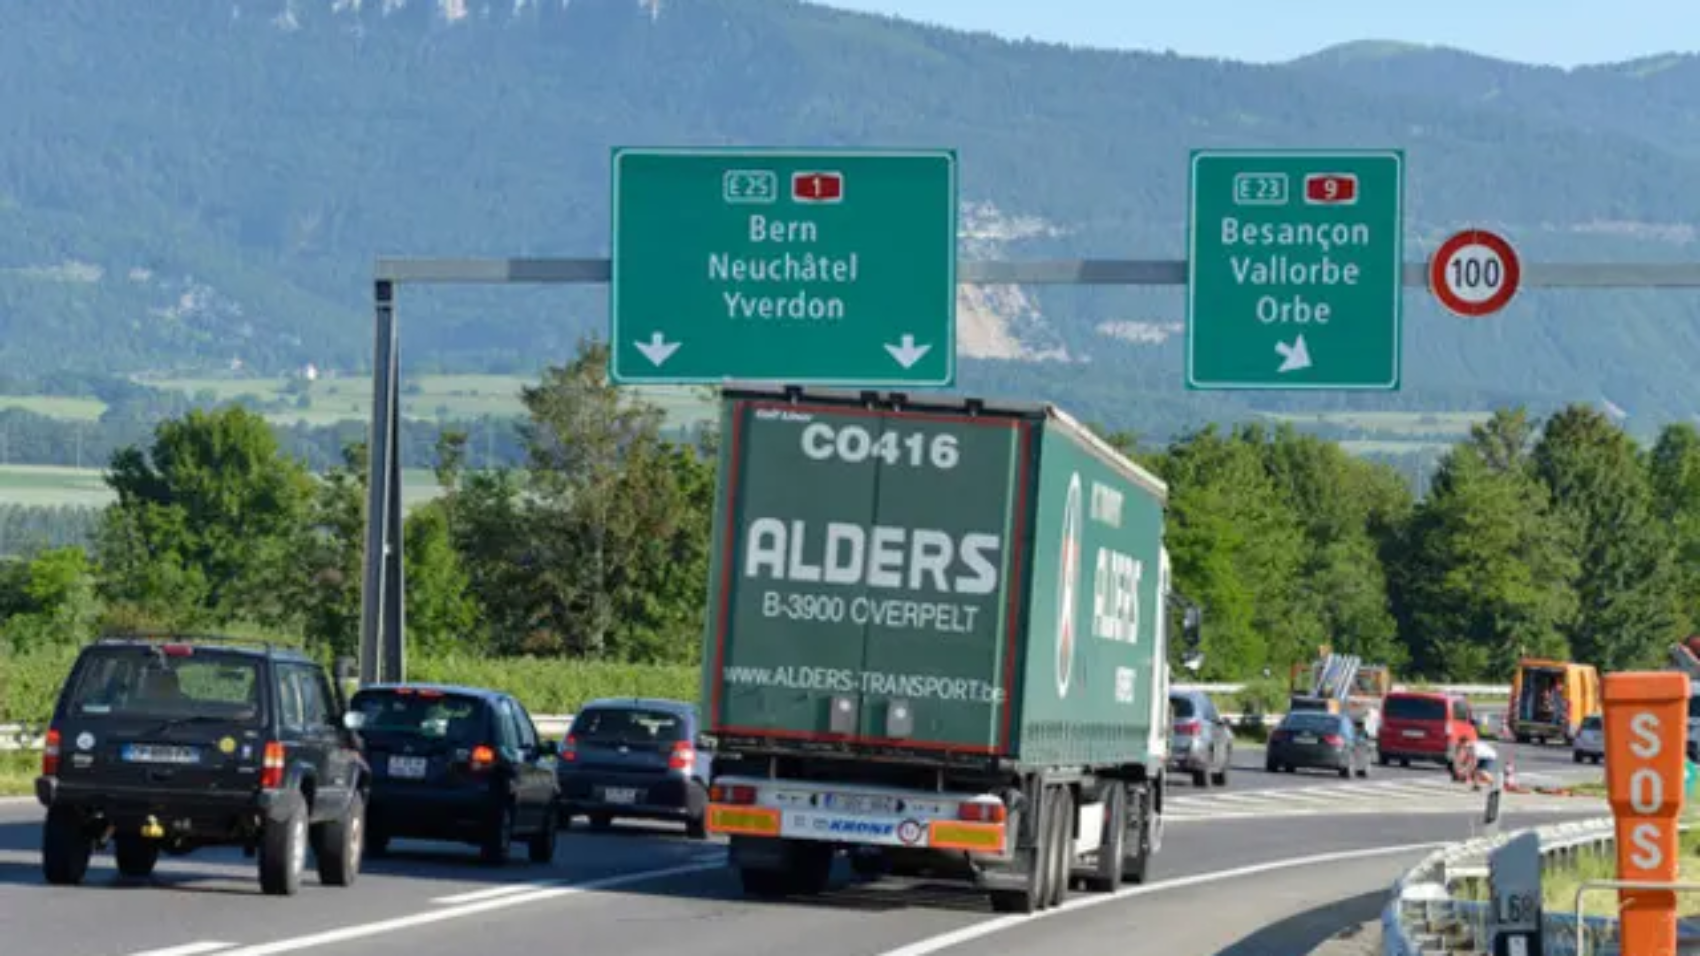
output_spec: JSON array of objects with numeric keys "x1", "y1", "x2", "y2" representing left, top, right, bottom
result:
[
  {"x1": 1430, "y1": 228, "x2": 1521, "y2": 318},
  {"x1": 1186, "y1": 149, "x2": 1405, "y2": 391},
  {"x1": 609, "y1": 148, "x2": 958, "y2": 387}
]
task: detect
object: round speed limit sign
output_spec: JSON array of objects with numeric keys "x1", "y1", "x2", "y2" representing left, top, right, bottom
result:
[{"x1": 1430, "y1": 229, "x2": 1522, "y2": 318}]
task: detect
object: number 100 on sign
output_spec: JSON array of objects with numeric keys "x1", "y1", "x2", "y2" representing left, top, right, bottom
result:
[{"x1": 1430, "y1": 228, "x2": 1522, "y2": 319}]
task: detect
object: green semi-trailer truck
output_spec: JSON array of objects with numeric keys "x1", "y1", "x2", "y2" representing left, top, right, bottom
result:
[{"x1": 698, "y1": 386, "x2": 1200, "y2": 913}]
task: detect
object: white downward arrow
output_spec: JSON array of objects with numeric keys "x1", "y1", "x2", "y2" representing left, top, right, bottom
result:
[
  {"x1": 884, "y1": 334, "x2": 932, "y2": 369},
  {"x1": 634, "y1": 332, "x2": 680, "y2": 367},
  {"x1": 1275, "y1": 335, "x2": 1311, "y2": 373}
]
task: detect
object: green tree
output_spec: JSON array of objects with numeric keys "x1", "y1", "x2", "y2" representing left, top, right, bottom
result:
[
  {"x1": 0, "y1": 547, "x2": 102, "y2": 651},
  {"x1": 1650, "y1": 423, "x2": 1700, "y2": 633},
  {"x1": 97, "y1": 406, "x2": 315, "y2": 629},
  {"x1": 1398, "y1": 444, "x2": 1578, "y2": 680},
  {"x1": 1532, "y1": 405, "x2": 1683, "y2": 670}
]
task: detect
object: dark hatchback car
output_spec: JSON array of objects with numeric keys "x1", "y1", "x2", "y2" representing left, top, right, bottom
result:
[
  {"x1": 36, "y1": 635, "x2": 367, "y2": 896},
  {"x1": 348, "y1": 684, "x2": 561, "y2": 865},
  {"x1": 1266, "y1": 711, "x2": 1371, "y2": 779},
  {"x1": 557, "y1": 698, "x2": 710, "y2": 838}
]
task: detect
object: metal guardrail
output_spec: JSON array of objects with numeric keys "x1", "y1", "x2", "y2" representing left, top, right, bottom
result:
[{"x1": 1382, "y1": 817, "x2": 1700, "y2": 955}]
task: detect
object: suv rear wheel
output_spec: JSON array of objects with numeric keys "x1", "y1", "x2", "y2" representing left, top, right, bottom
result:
[
  {"x1": 41, "y1": 807, "x2": 92, "y2": 886},
  {"x1": 313, "y1": 791, "x2": 365, "y2": 887},
  {"x1": 259, "y1": 801, "x2": 309, "y2": 896}
]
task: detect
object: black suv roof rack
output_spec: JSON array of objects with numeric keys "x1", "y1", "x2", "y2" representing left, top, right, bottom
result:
[{"x1": 92, "y1": 630, "x2": 306, "y2": 660}]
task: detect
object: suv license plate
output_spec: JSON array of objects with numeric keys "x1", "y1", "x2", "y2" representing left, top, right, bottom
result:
[
  {"x1": 122, "y1": 744, "x2": 200, "y2": 765},
  {"x1": 387, "y1": 756, "x2": 427, "y2": 779},
  {"x1": 602, "y1": 787, "x2": 640, "y2": 804}
]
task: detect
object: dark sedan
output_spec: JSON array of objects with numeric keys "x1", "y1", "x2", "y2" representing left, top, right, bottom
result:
[
  {"x1": 556, "y1": 698, "x2": 709, "y2": 838},
  {"x1": 348, "y1": 683, "x2": 561, "y2": 865},
  {"x1": 1266, "y1": 711, "x2": 1371, "y2": 779}
]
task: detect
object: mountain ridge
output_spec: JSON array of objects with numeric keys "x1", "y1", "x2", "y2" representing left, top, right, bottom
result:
[{"x1": 5, "y1": 0, "x2": 1700, "y2": 439}]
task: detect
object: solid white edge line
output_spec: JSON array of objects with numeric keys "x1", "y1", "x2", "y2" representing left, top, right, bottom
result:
[
  {"x1": 431, "y1": 882, "x2": 561, "y2": 905},
  {"x1": 216, "y1": 861, "x2": 722, "y2": 956},
  {"x1": 872, "y1": 841, "x2": 1448, "y2": 956},
  {"x1": 125, "y1": 944, "x2": 238, "y2": 956}
]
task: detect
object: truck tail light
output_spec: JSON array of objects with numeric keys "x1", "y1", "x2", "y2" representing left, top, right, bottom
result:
[
  {"x1": 958, "y1": 801, "x2": 1007, "y2": 824},
  {"x1": 668, "y1": 741, "x2": 694, "y2": 772},
  {"x1": 42, "y1": 728, "x2": 60, "y2": 776},
  {"x1": 711, "y1": 784, "x2": 757, "y2": 805},
  {"x1": 260, "y1": 741, "x2": 285, "y2": 790},
  {"x1": 469, "y1": 745, "x2": 497, "y2": 771}
]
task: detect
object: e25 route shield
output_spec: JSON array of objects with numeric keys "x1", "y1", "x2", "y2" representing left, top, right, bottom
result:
[{"x1": 703, "y1": 397, "x2": 1028, "y2": 753}]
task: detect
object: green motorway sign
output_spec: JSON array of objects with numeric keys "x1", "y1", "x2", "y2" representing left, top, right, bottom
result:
[
  {"x1": 1186, "y1": 149, "x2": 1405, "y2": 390},
  {"x1": 609, "y1": 148, "x2": 958, "y2": 386}
]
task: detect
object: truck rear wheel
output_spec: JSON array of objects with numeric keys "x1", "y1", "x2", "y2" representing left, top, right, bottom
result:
[
  {"x1": 989, "y1": 790, "x2": 1054, "y2": 914},
  {"x1": 1121, "y1": 784, "x2": 1152, "y2": 885},
  {"x1": 1046, "y1": 787, "x2": 1073, "y2": 909}
]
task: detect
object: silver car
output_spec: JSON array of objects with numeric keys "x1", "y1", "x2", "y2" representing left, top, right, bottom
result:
[
  {"x1": 1572, "y1": 714, "x2": 1604, "y2": 765},
  {"x1": 1169, "y1": 689, "x2": 1233, "y2": 787}
]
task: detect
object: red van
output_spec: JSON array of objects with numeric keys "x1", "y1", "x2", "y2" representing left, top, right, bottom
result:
[{"x1": 1376, "y1": 690, "x2": 1478, "y2": 769}]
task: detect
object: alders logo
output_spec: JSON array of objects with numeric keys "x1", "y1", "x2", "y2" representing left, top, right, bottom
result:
[{"x1": 1056, "y1": 473, "x2": 1083, "y2": 698}]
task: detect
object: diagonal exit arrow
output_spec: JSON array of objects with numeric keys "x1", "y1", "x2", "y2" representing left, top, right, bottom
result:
[{"x1": 1275, "y1": 335, "x2": 1311, "y2": 373}]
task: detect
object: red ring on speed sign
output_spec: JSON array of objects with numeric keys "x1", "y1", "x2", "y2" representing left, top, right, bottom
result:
[{"x1": 1429, "y1": 229, "x2": 1521, "y2": 318}]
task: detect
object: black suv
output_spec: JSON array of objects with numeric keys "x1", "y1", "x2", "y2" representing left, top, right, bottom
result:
[{"x1": 35, "y1": 634, "x2": 370, "y2": 896}]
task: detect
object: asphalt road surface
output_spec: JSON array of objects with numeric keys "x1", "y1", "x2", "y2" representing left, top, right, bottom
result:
[{"x1": 0, "y1": 741, "x2": 1605, "y2": 956}]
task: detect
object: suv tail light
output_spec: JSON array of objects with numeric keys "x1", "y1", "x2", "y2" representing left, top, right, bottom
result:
[
  {"x1": 469, "y1": 745, "x2": 497, "y2": 771},
  {"x1": 42, "y1": 728, "x2": 61, "y2": 776},
  {"x1": 260, "y1": 741, "x2": 285, "y2": 789},
  {"x1": 1174, "y1": 718, "x2": 1201, "y2": 737},
  {"x1": 959, "y1": 801, "x2": 1007, "y2": 823},
  {"x1": 560, "y1": 735, "x2": 577, "y2": 762},
  {"x1": 668, "y1": 740, "x2": 694, "y2": 772},
  {"x1": 710, "y1": 783, "x2": 757, "y2": 805},
  {"x1": 160, "y1": 644, "x2": 194, "y2": 657}
]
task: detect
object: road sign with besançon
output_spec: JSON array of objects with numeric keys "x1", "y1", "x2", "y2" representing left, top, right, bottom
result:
[
  {"x1": 609, "y1": 148, "x2": 958, "y2": 387},
  {"x1": 1186, "y1": 150, "x2": 1405, "y2": 390}
]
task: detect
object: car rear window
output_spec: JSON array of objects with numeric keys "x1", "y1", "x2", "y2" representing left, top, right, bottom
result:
[
  {"x1": 572, "y1": 707, "x2": 687, "y2": 744},
  {"x1": 349, "y1": 690, "x2": 488, "y2": 744},
  {"x1": 1169, "y1": 695, "x2": 1198, "y2": 719},
  {"x1": 1384, "y1": 695, "x2": 1447, "y2": 722},
  {"x1": 65, "y1": 648, "x2": 262, "y2": 722},
  {"x1": 1689, "y1": 696, "x2": 1700, "y2": 719},
  {"x1": 1281, "y1": 713, "x2": 1340, "y2": 732}
]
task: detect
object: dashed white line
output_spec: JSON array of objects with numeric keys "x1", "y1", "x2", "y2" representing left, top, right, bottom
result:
[
  {"x1": 431, "y1": 882, "x2": 560, "y2": 905},
  {"x1": 211, "y1": 861, "x2": 721, "y2": 956},
  {"x1": 125, "y1": 944, "x2": 237, "y2": 956}
]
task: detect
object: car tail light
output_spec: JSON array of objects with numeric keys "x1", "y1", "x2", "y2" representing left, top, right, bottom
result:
[
  {"x1": 469, "y1": 745, "x2": 497, "y2": 771},
  {"x1": 959, "y1": 801, "x2": 1007, "y2": 823},
  {"x1": 260, "y1": 741, "x2": 285, "y2": 789},
  {"x1": 1174, "y1": 718, "x2": 1201, "y2": 737},
  {"x1": 42, "y1": 728, "x2": 60, "y2": 776},
  {"x1": 668, "y1": 740, "x2": 694, "y2": 772},
  {"x1": 1323, "y1": 735, "x2": 1344, "y2": 748},
  {"x1": 710, "y1": 783, "x2": 757, "y2": 805},
  {"x1": 1269, "y1": 730, "x2": 1288, "y2": 743},
  {"x1": 561, "y1": 735, "x2": 577, "y2": 762}
]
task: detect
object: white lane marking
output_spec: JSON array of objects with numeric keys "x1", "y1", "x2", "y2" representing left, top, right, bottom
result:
[
  {"x1": 874, "y1": 841, "x2": 1447, "y2": 956},
  {"x1": 214, "y1": 861, "x2": 721, "y2": 956},
  {"x1": 431, "y1": 882, "x2": 557, "y2": 905},
  {"x1": 125, "y1": 944, "x2": 237, "y2": 956}
]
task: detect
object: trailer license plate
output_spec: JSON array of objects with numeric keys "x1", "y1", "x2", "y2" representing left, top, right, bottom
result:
[
  {"x1": 820, "y1": 792, "x2": 900, "y2": 815},
  {"x1": 387, "y1": 756, "x2": 426, "y2": 779},
  {"x1": 602, "y1": 787, "x2": 640, "y2": 804}
]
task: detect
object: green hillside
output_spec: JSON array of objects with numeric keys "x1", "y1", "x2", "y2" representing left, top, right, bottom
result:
[{"x1": 2, "y1": 0, "x2": 1699, "y2": 436}]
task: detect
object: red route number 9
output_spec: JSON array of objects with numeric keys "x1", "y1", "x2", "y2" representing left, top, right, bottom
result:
[{"x1": 1304, "y1": 173, "x2": 1357, "y2": 205}]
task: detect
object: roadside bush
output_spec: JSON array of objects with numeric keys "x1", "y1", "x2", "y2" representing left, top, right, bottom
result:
[
  {"x1": 0, "y1": 645, "x2": 80, "y2": 728},
  {"x1": 406, "y1": 654, "x2": 698, "y2": 715}
]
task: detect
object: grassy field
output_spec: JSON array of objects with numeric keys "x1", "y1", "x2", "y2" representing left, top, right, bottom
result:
[
  {"x1": 0, "y1": 751, "x2": 33, "y2": 796},
  {"x1": 0, "y1": 464, "x2": 450, "y2": 510},
  {"x1": 1536, "y1": 822, "x2": 1700, "y2": 918},
  {"x1": 0, "y1": 395, "x2": 107, "y2": 421}
]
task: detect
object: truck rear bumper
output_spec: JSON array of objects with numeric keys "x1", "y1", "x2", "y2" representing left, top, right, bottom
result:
[{"x1": 705, "y1": 775, "x2": 1009, "y2": 856}]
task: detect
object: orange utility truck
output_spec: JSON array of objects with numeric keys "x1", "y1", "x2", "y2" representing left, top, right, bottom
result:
[{"x1": 1508, "y1": 657, "x2": 1601, "y2": 745}]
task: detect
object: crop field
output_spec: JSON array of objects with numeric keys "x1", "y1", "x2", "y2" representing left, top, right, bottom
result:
[
  {"x1": 0, "y1": 464, "x2": 449, "y2": 510},
  {"x1": 0, "y1": 395, "x2": 107, "y2": 421}
]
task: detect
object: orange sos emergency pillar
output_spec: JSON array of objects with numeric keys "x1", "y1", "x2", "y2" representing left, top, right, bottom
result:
[{"x1": 1603, "y1": 671, "x2": 1691, "y2": 956}]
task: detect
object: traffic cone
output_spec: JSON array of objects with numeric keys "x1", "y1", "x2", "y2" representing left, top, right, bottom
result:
[{"x1": 1505, "y1": 757, "x2": 1525, "y2": 793}]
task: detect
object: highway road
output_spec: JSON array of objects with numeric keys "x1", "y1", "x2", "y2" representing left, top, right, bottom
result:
[{"x1": 0, "y1": 739, "x2": 1604, "y2": 956}]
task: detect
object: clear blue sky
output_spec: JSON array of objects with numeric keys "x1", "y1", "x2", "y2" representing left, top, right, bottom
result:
[{"x1": 815, "y1": 0, "x2": 1694, "y2": 67}]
